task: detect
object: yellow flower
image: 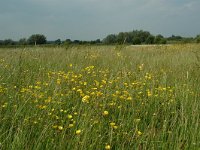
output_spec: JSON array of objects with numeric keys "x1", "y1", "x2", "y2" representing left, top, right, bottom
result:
[
  {"x1": 57, "y1": 79, "x2": 61, "y2": 84},
  {"x1": 102, "y1": 80, "x2": 107, "y2": 84},
  {"x1": 105, "y1": 144, "x2": 111, "y2": 150},
  {"x1": 52, "y1": 125, "x2": 58, "y2": 129},
  {"x1": 2, "y1": 103, "x2": 8, "y2": 108},
  {"x1": 127, "y1": 96, "x2": 132, "y2": 100},
  {"x1": 76, "y1": 129, "x2": 81, "y2": 135},
  {"x1": 82, "y1": 95, "x2": 90, "y2": 103},
  {"x1": 67, "y1": 114, "x2": 73, "y2": 119},
  {"x1": 137, "y1": 130, "x2": 142, "y2": 136},
  {"x1": 68, "y1": 124, "x2": 74, "y2": 128},
  {"x1": 58, "y1": 126, "x2": 64, "y2": 131},
  {"x1": 110, "y1": 122, "x2": 116, "y2": 127},
  {"x1": 147, "y1": 91, "x2": 152, "y2": 97},
  {"x1": 103, "y1": 111, "x2": 109, "y2": 116}
]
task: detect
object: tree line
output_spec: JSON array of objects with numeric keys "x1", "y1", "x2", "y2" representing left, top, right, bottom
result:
[
  {"x1": 103, "y1": 30, "x2": 200, "y2": 44},
  {"x1": 1, "y1": 30, "x2": 200, "y2": 46}
]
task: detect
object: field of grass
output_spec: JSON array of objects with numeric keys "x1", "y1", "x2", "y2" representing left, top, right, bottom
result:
[{"x1": 0, "y1": 44, "x2": 200, "y2": 149}]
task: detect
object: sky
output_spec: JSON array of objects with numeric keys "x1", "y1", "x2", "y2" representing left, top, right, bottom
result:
[{"x1": 0, "y1": 0, "x2": 200, "y2": 41}]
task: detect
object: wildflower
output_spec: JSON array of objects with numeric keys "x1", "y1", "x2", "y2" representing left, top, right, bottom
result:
[
  {"x1": 34, "y1": 85, "x2": 41, "y2": 89},
  {"x1": 52, "y1": 125, "x2": 58, "y2": 129},
  {"x1": 68, "y1": 124, "x2": 74, "y2": 128},
  {"x1": 58, "y1": 126, "x2": 64, "y2": 131},
  {"x1": 2, "y1": 103, "x2": 8, "y2": 108},
  {"x1": 103, "y1": 111, "x2": 109, "y2": 116},
  {"x1": 105, "y1": 144, "x2": 111, "y2": 150},
  {"x1": 67, "y1": 114, "x2": 73, "y2": 119},
  {"x1": 36, "y1": 81, "x2": 41, "y2": 85},
  {"x1": 102, "y1": 80, "x2": 107, "y2": 84},
  {"x1": 82, "y1": 95, "x2": 90, "y2": 103},
  {"x1": 137, "y1": 130, "x2": 142, "y2": 136},
  {"x1": 138, "y1": 64, "x2": 144, "y2": 71},
  {"x1": 147, "y1": 91, "x2": 152, "y2": 97},
  {"x1": 57, "y1": 79, "x2": 61, "y2": 84},
  {"x1": 94, "y1": 80, "x2": 99, "y2": 87},
  {"x1": 76, "y1": 129, "x2": 81, "y2": 135},
  {"x1": 96, "y1": 91, "x2": 103, "y2": 97},
  {"x1": 110, "y1": 122, "x2": 116, "y2": 127},
  {"x1": 127, "y1": 96, "x2": 132, "y2": 100}
]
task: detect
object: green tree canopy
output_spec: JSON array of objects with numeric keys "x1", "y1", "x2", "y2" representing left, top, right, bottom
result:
[
  {"x1": 19, "y1": 38, "x2": 27, "y2": 45},
  {"x1": 103, "y1": 34, "x2": 117, "y2": 44},
  {"x1": 145, "y1": 35, "x2": 155, "y2": 44},
  {"x1": 196, "y1": 35, "x2": 200, "y2": 43},
  {"x1": 28, "y1": 34, "x2": 47, "y2": 45}
]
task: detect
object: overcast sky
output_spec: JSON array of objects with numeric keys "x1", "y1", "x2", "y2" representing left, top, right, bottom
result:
[{"x1": 0, "y1": 0, "x2": 200, "y2": 40}]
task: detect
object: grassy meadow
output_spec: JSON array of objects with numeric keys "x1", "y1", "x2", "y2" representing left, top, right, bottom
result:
[{"x1": 0, "y1": 44, "x2": 200, "y2": 149}]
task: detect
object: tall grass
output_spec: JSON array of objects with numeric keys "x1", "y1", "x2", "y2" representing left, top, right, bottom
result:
[{"x1": 0, "y1": 44, "x2": 200, "y2": 149}]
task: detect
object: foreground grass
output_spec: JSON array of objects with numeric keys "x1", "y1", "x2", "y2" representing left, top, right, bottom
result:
[{"x1": 0, "y1": 44, "x2": 200, "y2": 150}]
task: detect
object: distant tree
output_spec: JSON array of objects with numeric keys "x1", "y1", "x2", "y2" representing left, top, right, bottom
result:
[
  {"x1": 132, "y1": 37, "x2": 141, "y2": 45},
  {"x1": 160, "y1": 38, "x2": 167, "y2": 44},
  {"x1": 0, "y1": 40, "x2": 3, "y2": 46},
  {"x1": 55, "y1": 39, "x2": 62, "y2": 45},
  {"x1": 73, "y1": 40, "x2": 80, "y2": 44},
  {"x1": 89, "y1": 39, "x2": 101, "y2": 44},
  {"x1": 65, "y1": 39, "x2": 72, "y2": 44},
  {"x1": 81, "y1": 41, "x2": 88, "y2": 44},
  {"x1": 196, "y1": 35, "x2": 200, "y2": 43},
  {"x1": 3, "y1": 39, "x2": 15, "y2": 45},
  {"x1": 116, "y1": 32, "x2": 133, "y2": 44},
  {"x1": 154, "y1": 34, "x2": 166, "y2": 44},
  {"x1": 95, "y1": 39, "x2": 101, "y2": 44},
  {"x1": 154, "y1": 35, "x2": 162, "y2": 44},
  {"x1": 125, "y1": 32, "x2": 134, "y2": 43},
  {"x1": 168, "y1": 35, "x2": 183, "y2": 41},
  {"x1": 181, "y1": 37, "x2": 193, "y2": 44},
  {"x1": 103, "y1": 34, "x2": 117, "y2": 44},
  {"x1": 117, "y1": 32, "x2": 126, "y2": 44},
  {"x1": 19, "y1": 38, "x2": 27, "y2": 45},
  {"x1": 136, "y1": 30, "x2": 151, "y2": 43},
  {"x1": 28, "y1": 34, "x2": 47, "y2": 45},
  {"x1": 145, "y1": 35, "x2": 155, "y2": 44}
]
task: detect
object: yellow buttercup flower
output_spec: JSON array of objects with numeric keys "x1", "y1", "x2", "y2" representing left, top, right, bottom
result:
[
  {"x1": 82, "y1": 95, "x2": 90, "y2": 103},
  {"x1": 110, "y1": 122, "x2": 115, "y2": 127},
  {"x1": 137, "y1": 130, "x2": 142, "y2": 136},
  {"x1": 105, "y1": 144, "x2": 111, "y2": 150},
  {"x1": 103, "y1": 111, "x2": 109, "y2": 116},
  {"x1": 76, "y1": 129, "x2": 81, "y2": 135},
  {"x1": 68, "y1": 124, "x2": 74, "y2": 128},
  {"x1": 67, "y1": 114, "x2": 73, "y2": 119},
  {"x1": 58, "y1": 126, "x2": 64, "y2": 131}
]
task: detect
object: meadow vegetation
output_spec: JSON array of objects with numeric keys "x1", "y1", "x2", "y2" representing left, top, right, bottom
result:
[{"x1": 0, "y1": 44, "x2": 200, "y2": 149}]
